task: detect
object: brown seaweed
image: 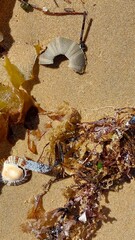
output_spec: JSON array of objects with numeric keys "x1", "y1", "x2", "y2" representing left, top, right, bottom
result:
[
  {"x1": 0, "y1": 57, "x2": 37, "y2": 142},
  {"x1": 22, "y1": 106, "x2": 135, "y2": 239},
  {"x1": 0, "y1": 84, "x2": 35, "y2": 141}
]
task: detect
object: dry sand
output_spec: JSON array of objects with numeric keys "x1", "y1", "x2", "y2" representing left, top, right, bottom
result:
[{"x1": 0, "y1": 0, "x2": 135, "y2": 239}]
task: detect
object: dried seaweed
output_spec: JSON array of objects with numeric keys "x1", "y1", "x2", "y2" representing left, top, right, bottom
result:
[
  {"x1": 0, "y1": 57, "x2": 36, "y2": 141},
  {"x1": 22, "y1": 106, "x2": 135, "y2": 239}
]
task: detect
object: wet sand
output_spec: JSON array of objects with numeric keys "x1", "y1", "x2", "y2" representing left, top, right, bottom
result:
[{"x1": 0, "y1": 0, "x2": 135, "y2": 239}]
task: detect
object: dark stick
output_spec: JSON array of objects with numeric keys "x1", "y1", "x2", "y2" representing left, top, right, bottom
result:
[
  {"x1": 79, "y1": 11, "x2": 87, "y2": 45},
  {"x1": 53, "y1": 0, "x2": 59, "y2": 7}
]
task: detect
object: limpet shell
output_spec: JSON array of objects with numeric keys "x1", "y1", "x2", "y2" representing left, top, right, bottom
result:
[
  {"x1": 0, "y1": 156, "x2": 31, "y2": 186},
  {"x1": 0, "y1": 155, "x2": 53, "y2": 186}
]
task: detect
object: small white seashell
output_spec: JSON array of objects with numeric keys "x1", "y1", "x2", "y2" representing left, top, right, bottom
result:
[
  {"x1": 42, "y1": 7, "x2": 49, "y2": 12},
  {"x1": 125, "y1": 121, "x2": 129, "y2": 127},
  {"x1": 0, "y1": 156, "x2": 31, "y2": 186},
  {"x1": 39, "y1": 37, "x2": 86, "y2": 73},
  {"x1": 78, "y1": 211, "x2": 87, "y2": 223}
]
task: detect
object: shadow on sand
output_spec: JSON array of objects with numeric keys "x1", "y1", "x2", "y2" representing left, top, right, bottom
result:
[{"x1": 0, "y1": 0, "x2": 16, "y2": 54}]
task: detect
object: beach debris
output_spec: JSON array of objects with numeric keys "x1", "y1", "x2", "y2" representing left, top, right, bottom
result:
[
  {"x1": 0, "y1": 156, "x2": 31, "y2": 186},
  {"x1": 4, "y1": 56, "x2": 25, "y2": 88},
  {"x1": 25, "y1": 159, "x2": 52, "y2": 173},
  {"x1": 0, "y1": 155, "x2": 54, "y2": 186},
  {"x1": 64, "y1": 7, "x2": 75, "y2": 13},
  {"x1": 27, "y1": 103, "x2": 81, "y2": 156},
  {"x1": 39, "y1": 12, "x2": 87, "y2": 73},
  {"x1": 20, "y1": 0, "x2": 33, "y2": 12},
  {"x1": 39, "y1": 37, "x2": 86, "y2": 73},
  {"x1": 0, "y1": 57, "x2": 38, "y2": 142},
  {"x1": 78, "y1": 211, "x2": 87, "y2": 223},
  {"x1": 53, "y1": 0, "x2": 59, "y2": 7},
  {"x1": 22, "y1": 106, "x2": 135, "y2": 239},
  {"x1": 19, "y1": 0, "x2": 85, "y2": 15},
  {"x1": 18, "y1": 1, "x2": 88, "y2": 73},
  {"x1": 0, "y1": 83, "x2": 34, "y2": 141},
  {"x1": 55, "y1": 0, "x2": 85, "y2": 4}
]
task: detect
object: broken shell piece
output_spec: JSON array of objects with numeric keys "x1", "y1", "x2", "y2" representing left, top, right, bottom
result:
[
  {"x1": 42, "y1": 7, "x2": 49, "y2": 12},
  {"x1": 25, "y1": 159, "x2": 52, "y2": 173},
  {"x1": 0, "y1": 156, "x2": 31, "y2": 186},
  {"x1": 78, "y1": 211, "x2": 87, "y2": 223},
  {"x1": 0, "y1": 32, "x2": 4, "y2": 42},
  {"x1": 39, "y1": 37, "x2": 86, "y2": 73}
]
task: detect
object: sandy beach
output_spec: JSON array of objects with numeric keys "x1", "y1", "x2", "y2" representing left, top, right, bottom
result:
[{"x1": 0, "y1": 0, "x2": 135, "y2": 239}]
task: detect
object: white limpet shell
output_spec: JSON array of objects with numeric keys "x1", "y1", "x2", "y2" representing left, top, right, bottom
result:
[
  {"x1": 0, "y1": 156, "x2": 31, "y2": 186},
  {"x1": 39, "y1": 37, "x2": 86, "y2": 73},
  {"x1": 0, "y1": 155, "x2": 52, "y2": 186}
]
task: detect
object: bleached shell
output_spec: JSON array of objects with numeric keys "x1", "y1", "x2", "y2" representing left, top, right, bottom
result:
[
  {"x1": 39, "y1": 37, "x2": 86, "y2": 73},
  {"x1": 78, "y1": 211, "x2": 87, "y2": 223},
  {"x1": 0, "y1": 156, "x2": 31, "y2": 186}
]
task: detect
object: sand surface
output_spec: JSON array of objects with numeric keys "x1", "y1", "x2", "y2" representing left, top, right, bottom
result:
[{"x1": 0, "y1": 0, "x2": 135, "y2": 239}]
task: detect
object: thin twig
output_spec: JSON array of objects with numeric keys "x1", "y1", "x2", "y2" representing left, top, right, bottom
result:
[
  {"x1": 53, "y1": 0, "x2": 59, "y2": 7},
  {"x1": 79, "y1": 11, "x2": 87, "y2": 45},
  {"x1": 19, "y1": 0, "x2": 85, "y2": 16},
  {"x1": 37, "y1": 142, "x2": 49, "y2": 162}
]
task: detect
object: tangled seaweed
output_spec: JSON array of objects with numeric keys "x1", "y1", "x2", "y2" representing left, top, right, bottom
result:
[{"x1": 22, "y1": 105, "x2": 135, "y2": 239}]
